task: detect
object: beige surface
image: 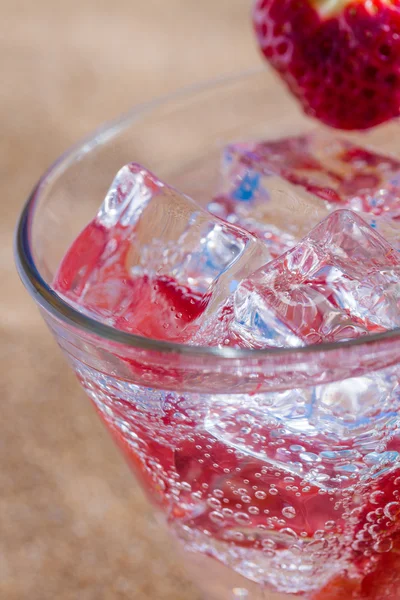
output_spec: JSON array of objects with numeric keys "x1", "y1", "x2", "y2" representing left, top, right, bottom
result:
[{"x1": 1, "y1": 2, "x2": 266, "y2": 599}]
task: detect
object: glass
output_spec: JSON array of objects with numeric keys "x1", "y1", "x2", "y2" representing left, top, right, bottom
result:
[{"x1": 15, "y1": 70, "x2": 400, "y2": 599}]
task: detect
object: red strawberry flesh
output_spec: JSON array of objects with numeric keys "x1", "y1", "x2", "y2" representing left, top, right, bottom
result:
[
  {"x1": 253, "y1": 0, "x2": 400, "y2": 129},
  {"x1": 53, "y1": 219, "x2": 207, "y2": 342}
]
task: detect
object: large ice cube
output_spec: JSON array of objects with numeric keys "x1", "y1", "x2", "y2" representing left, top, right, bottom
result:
[
  {"x1": 194, "y1": 210, "x2": 400, "y2": 349},
  {"x1": 209, "y1": 133, "x2": 400, "y2": 244},
  {"x1": 208, "y1": 191, "x2": 300, "y2": 259},
  {"x1": 222, "y1": 133, "x2": 400, "y2": 212},
  {"x1": 204, "y1": 365, "x2": 400, "y2": 491},
  {"x1": 56, "y1": 163, "x2": 269, "y2": 342}
]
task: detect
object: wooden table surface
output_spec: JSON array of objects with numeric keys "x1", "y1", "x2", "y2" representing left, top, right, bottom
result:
[{"x1": 1, "y1": 1, "x2": 268, "y2": 598}]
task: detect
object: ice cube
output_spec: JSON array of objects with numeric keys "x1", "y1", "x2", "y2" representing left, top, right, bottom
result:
[
  {"x1": 223, "y1": 133, "x2": 400, "y2": 211},
  {"x1": 190, "y1": 294, "x2": 303, "y2": 349},
  {"x1": 56, "y1": 163, "x2": 269, "y2": 342},
  {"x1": 357, "y1": 211, "x2": 400, "y2": 252},
  {"x1": 208, "y1": 191, "x2": 299, "y2": 259},
  {"x1": 203, "y1": 365, "x2": 400, "y2": 491},
  {"x1": 194, "y1": 210, "x2": 400, "y2": 349},
  {"x1": 313, "y1": 370, "x2": 400, "y2": 442},
  {"x1": 209, "y1": 133, "x2": 400, "y2": 244}
]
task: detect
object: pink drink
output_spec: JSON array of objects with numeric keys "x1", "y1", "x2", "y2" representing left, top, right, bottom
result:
[{"x1": 52, "y1": 142, "x2": 400, "y2": 599}]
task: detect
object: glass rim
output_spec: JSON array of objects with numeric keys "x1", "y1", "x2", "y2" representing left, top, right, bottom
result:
[{"x1": 14, "y1": 68, "x2": 400, "y2": 359}]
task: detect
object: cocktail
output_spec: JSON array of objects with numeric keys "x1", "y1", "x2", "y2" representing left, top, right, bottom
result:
[{"x1": 14, "y1": 11, "x2": 400, "y2": 596}]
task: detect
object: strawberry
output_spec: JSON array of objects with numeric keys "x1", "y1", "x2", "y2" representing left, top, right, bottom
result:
[
  {"x1": 253, "y1": 0, "x2": 400, "y2": 130},
  {"x1": 54, "y1": 216, "x2": 207, "y2": 343},
  {"x1": 312, "y1": 575, "x2": 361, "y2": 599},
  {"x1": 314, "y1": 549, "x2": 400, "y2": 599},
  {"x1": 360, "y1": 546, "x2": 400, "y2": 599},
  {"x1": 114, "y1": 274, "x2": 206, "y2": 342},
  {"x1": 54, "y1": 221, "x2": 108, "y2": 296}
]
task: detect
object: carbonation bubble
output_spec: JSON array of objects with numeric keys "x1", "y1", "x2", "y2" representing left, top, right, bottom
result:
[
  {"x1": 249, "y1": 506, "x2": 260, "y2": 515},
  {"x1": 262, "y1": 539, "x2": 276, "y2": 549},
  {"x1": 280, "y1": 528, "x2": 298, "y2": 542},
  {"x1": 282, "y1": 506, "x2": 296, "y2": 519},
  {"x1": 255, "y1": 491, "x2": 267, "y2": 500},
  {"x1": 370, "y1": 491, "x2": 385, "y2": 505},
  {"x1": 207, "y1": 498, "x2": 222, "y2": 510},
  {"x1": 234, "y1": 512, "x2": 251, "y2": 525},
  {"x1": 373, "y1": 538, "x2": 393, "y2": 553},
  {"x1": 209, "y1": 511, "x2": 225, "y2": 525},
  {"x1": 384, "y1": 502, "x2": 400, "y2": 521}
]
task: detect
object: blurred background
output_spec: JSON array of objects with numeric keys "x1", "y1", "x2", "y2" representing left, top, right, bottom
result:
[{"x1": 2, "y1": 1, "x2": 262, "y2": 598}]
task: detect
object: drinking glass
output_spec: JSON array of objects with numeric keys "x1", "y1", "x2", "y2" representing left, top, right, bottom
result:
[{"x1": 15, "y1": 70, "x2": 400, "y2": 599}]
